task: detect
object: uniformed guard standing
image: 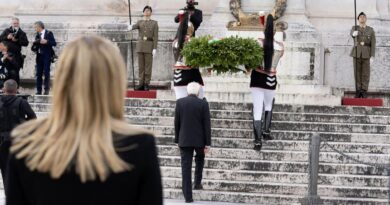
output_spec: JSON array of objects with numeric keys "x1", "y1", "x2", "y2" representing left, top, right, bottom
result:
[
  {"x1": 129, "y1": 6, "x2": 159, "y2": 91},
  {"x1": 350, "y1": 12, "x2": 376, "y2": 98}
]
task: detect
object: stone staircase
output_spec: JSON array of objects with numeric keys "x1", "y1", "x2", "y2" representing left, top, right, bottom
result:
[
  {"x1": 24, "y1": 96, "x2": 390, "y2": 204},
  {"x1": 162, "y1": 76, "x2": 344, "y2": 106}
]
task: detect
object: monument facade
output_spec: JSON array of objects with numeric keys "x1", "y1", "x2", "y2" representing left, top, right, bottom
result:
[{"x1": 0, "y1": 0, "x2": 389, "y2": 91}]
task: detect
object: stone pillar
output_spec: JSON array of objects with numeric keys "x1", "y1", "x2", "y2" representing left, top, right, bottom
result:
[
  {"x1": 199, "y1": 0, "x2": 235, "y2": 38},
  {"x1": 277, "y1": 0, "x2": 323, "y2": 85}
]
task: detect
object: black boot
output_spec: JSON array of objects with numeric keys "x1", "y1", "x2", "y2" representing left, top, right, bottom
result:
[
  {"x1": 262, "y1": 111, "x2": 274, "y2": 141},
  {"x1": 358, "y1": 89, "x2": 363, "y2": 98},
  {"x1": 355, "y1": 89, "x2": 361, "y2": 98},
  {"x1": 144, "y1": 84, "x2": 150, "y2": 91},
  {"x1": 135, "y1": 84, "x2": 144, "y2": 91},
  {"x1": 253, "y1": 120, "x2": 262, "y2": 151},
  {"x1": 361, "y1": 90, "x2": 367, "y2": 98}
]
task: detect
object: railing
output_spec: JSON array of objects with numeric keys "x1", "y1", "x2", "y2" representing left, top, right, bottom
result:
[{"x1": 300, "y1": 133, "x2": 390, "y2": 205}]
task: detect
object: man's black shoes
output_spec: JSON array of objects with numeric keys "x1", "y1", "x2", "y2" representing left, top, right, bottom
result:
[
  {"x1": 135, "y1": 85, "x2": 144, "y2": 91},
  {"x1": 194, "y1": 184, "x2": 203, "y2": 190}
]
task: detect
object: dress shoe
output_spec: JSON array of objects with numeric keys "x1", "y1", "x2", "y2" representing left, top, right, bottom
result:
[
  {"x1": 262, "y1": 133, "x2": 274, "y2": 141},
  {"x1": 44, "y1": 90, "x2": 50, "y2": 95},
  {"x1": 194, "y1": 184, "x2": 203, "y2": 190},
  {"x1": 361, "y1": 90, "x2": 368, "y2": 98},
  {"x1": 135, "y1": 85, "x2": 144, "y2": 91},
  {"x1": 185, "y1": 199, "x2": 194, "y2": 203},
  {"x1": 35, "y1": 92, "x2": 42, "y2": 95},
  {"x1": 253, "y1": 140, "x2": 262, "y2": 151},
  {"x1": 144, "y1": 84, "x2": 150, "y2": 91}
]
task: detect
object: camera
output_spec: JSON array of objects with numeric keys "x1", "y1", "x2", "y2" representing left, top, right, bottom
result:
[
  {"x1": 31, "y1": 36, "x2": 41, "y2": 53},
  {"x1": 186, "y1": 0, "x2": 198, "y2": 8}
]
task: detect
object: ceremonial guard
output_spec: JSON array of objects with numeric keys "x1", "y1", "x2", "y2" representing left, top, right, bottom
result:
[
  {"x1": 250, "y1": 14, "x2": 285, "y2": 151},
  {"x1": 129, "y1": 6, "x2": 159, "y2": 91},
  {"x1": 172, "y1": 0, "x2": 204, "y2": 99},
  {"x1": 350, "y1": 12, "x2": 376, "y2": 98}
]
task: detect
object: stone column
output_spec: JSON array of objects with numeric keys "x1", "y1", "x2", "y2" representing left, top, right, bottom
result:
[
  {"x1": 277, "y1": 0, "x2": 323, "y2": 85},
  {"x1": 199, "y1": 0, "x2": 235, "y2": 38}
]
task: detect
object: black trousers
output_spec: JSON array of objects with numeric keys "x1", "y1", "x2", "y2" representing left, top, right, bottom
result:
[
  {"x1": 0, "y1": 134, "x2": 11, "y2": 194},
  {"x1": 36, "y1": 54, "x2": 52, "y2": 92},
  {"x1": 7, "y1": 68, "x2": 20, "y2": 88},
  {"x1": 180, "y1": 147, "x2": 205, "y2": 201}
]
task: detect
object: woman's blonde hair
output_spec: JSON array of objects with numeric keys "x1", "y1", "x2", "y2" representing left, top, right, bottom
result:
[{"x1": 11, "y1": 35, "x2": 148, "y2": 182}]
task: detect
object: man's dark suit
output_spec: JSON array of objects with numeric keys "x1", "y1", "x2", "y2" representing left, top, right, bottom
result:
[
  {"x1": 174, "y1": 95, "x2": 211, "y2": 202},
  {"x1": 33, "y1": 30, "x2": 56, "y2": 93},
  {"x1": 0, "y1": 27, "x2": 29, "y2": 84},
  {"x1": 0, "y1": 27, "x2": 29, "y2": 53}
]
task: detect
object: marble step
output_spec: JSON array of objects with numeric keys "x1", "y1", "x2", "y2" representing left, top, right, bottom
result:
[
  {"x1": 156, "y1": 136, "x2": 390, "y2": 154},
  {"x1": 33, "y1": 113, "x2": 390, "y2": 134},
  {"x1": 201, "y1": 79, "x2": 337, "y2": 95},
  {"x1": 143, "y1": 125, "x2": 390, "y2": 143},
  {"x1": 160, "y1": 166, "x2": 389, "y2": 188},
  {"x1": 33, "y1": 113, "x2": 390, "y2": 143},
  {"x1": 162, "y1": 177, "x2": 388, "y2": 199},
  {"x1": 157, "y1": 90, "x2": 342, "y2": 106},
  {"x1": 157, "y1": 145, "x2": 390, "y2": 164},
  {"x1": 30, "y1": 104, "x2": 390, "y2": 125},
  {"x1": 163, "y1": 188, "x2": 388, "y2": 205},
  {"x1": 28, "y1": 96, "x2": 390, "y2": 115},
  {"x1": 164, "y1": 188, "x2": 302, "y2": 205},
  {"x1": 123, "y1": 116, "x2": 390, "y2": 134},
  {"x1": 159, "y1": 156, "x2": 389, "y2": 176}
]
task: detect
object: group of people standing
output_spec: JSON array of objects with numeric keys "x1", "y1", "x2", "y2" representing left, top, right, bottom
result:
[{"x1": 0, "y1": 17, "x2": 57, "y2": 95}]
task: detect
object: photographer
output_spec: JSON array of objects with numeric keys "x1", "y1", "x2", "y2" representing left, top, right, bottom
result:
[
  {"x1": 0, "y1": 41, "x2": 21, "y2": 88},
  {"x1": 174, "y1": 0, "x2": 203, "y2": 36},
  {"x1": 31, "y1": 21, "x2": 57, "y2": 95},
  {"x1": 0, "y1": 17, "x2": 29, "y2": 76}
]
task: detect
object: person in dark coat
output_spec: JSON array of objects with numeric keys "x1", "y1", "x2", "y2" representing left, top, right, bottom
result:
[
  {"x1": 0, "y1": 79, "x2": 36, "y2": 193},
  {"x1": 31, "y1": 21, "x2": 57, "y2": 95},
  {"x1": 0, "y1": 41, "x2": 22, "y2": 86},
  {"x1": 174, "y1": 82, "x2": 211, "y2": 203},
  {"x1": 6, "y1": 35, "x2": 163, "y2": 205},
  {"x1": 0, "y1": 17, "x2": 29, "y2": 70}
]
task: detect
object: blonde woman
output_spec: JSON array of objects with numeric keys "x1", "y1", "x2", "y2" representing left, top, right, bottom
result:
[{"x1": 6, "y1": 35, "x2": 163, "y2": 205}]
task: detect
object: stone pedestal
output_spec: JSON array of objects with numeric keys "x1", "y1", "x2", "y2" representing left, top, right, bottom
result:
[{"x1": 204, "y1": 0, "x2": 323, "y2": 86}]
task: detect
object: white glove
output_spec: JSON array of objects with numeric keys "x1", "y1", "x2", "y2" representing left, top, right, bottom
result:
[
  {"x1": 152, "y1": 49, "x2": 156, "y2": 57},
  {"x1": 352, "y1": 31, "x2": 358, "y2": 37},
  {"x1": 370, "y1": 57, "x2": 374, "y2": 64},
  {"x1": 128, "y1": 24, "x2": 133, "y2": 31},
  {"x1": 178, "y1": 10, "x2": 185, "y2": 15}
]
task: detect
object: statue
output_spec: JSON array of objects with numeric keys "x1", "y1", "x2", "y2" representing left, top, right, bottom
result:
[{"x1": 227, "y1": 0, "x2": 288, "y2": 31}]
